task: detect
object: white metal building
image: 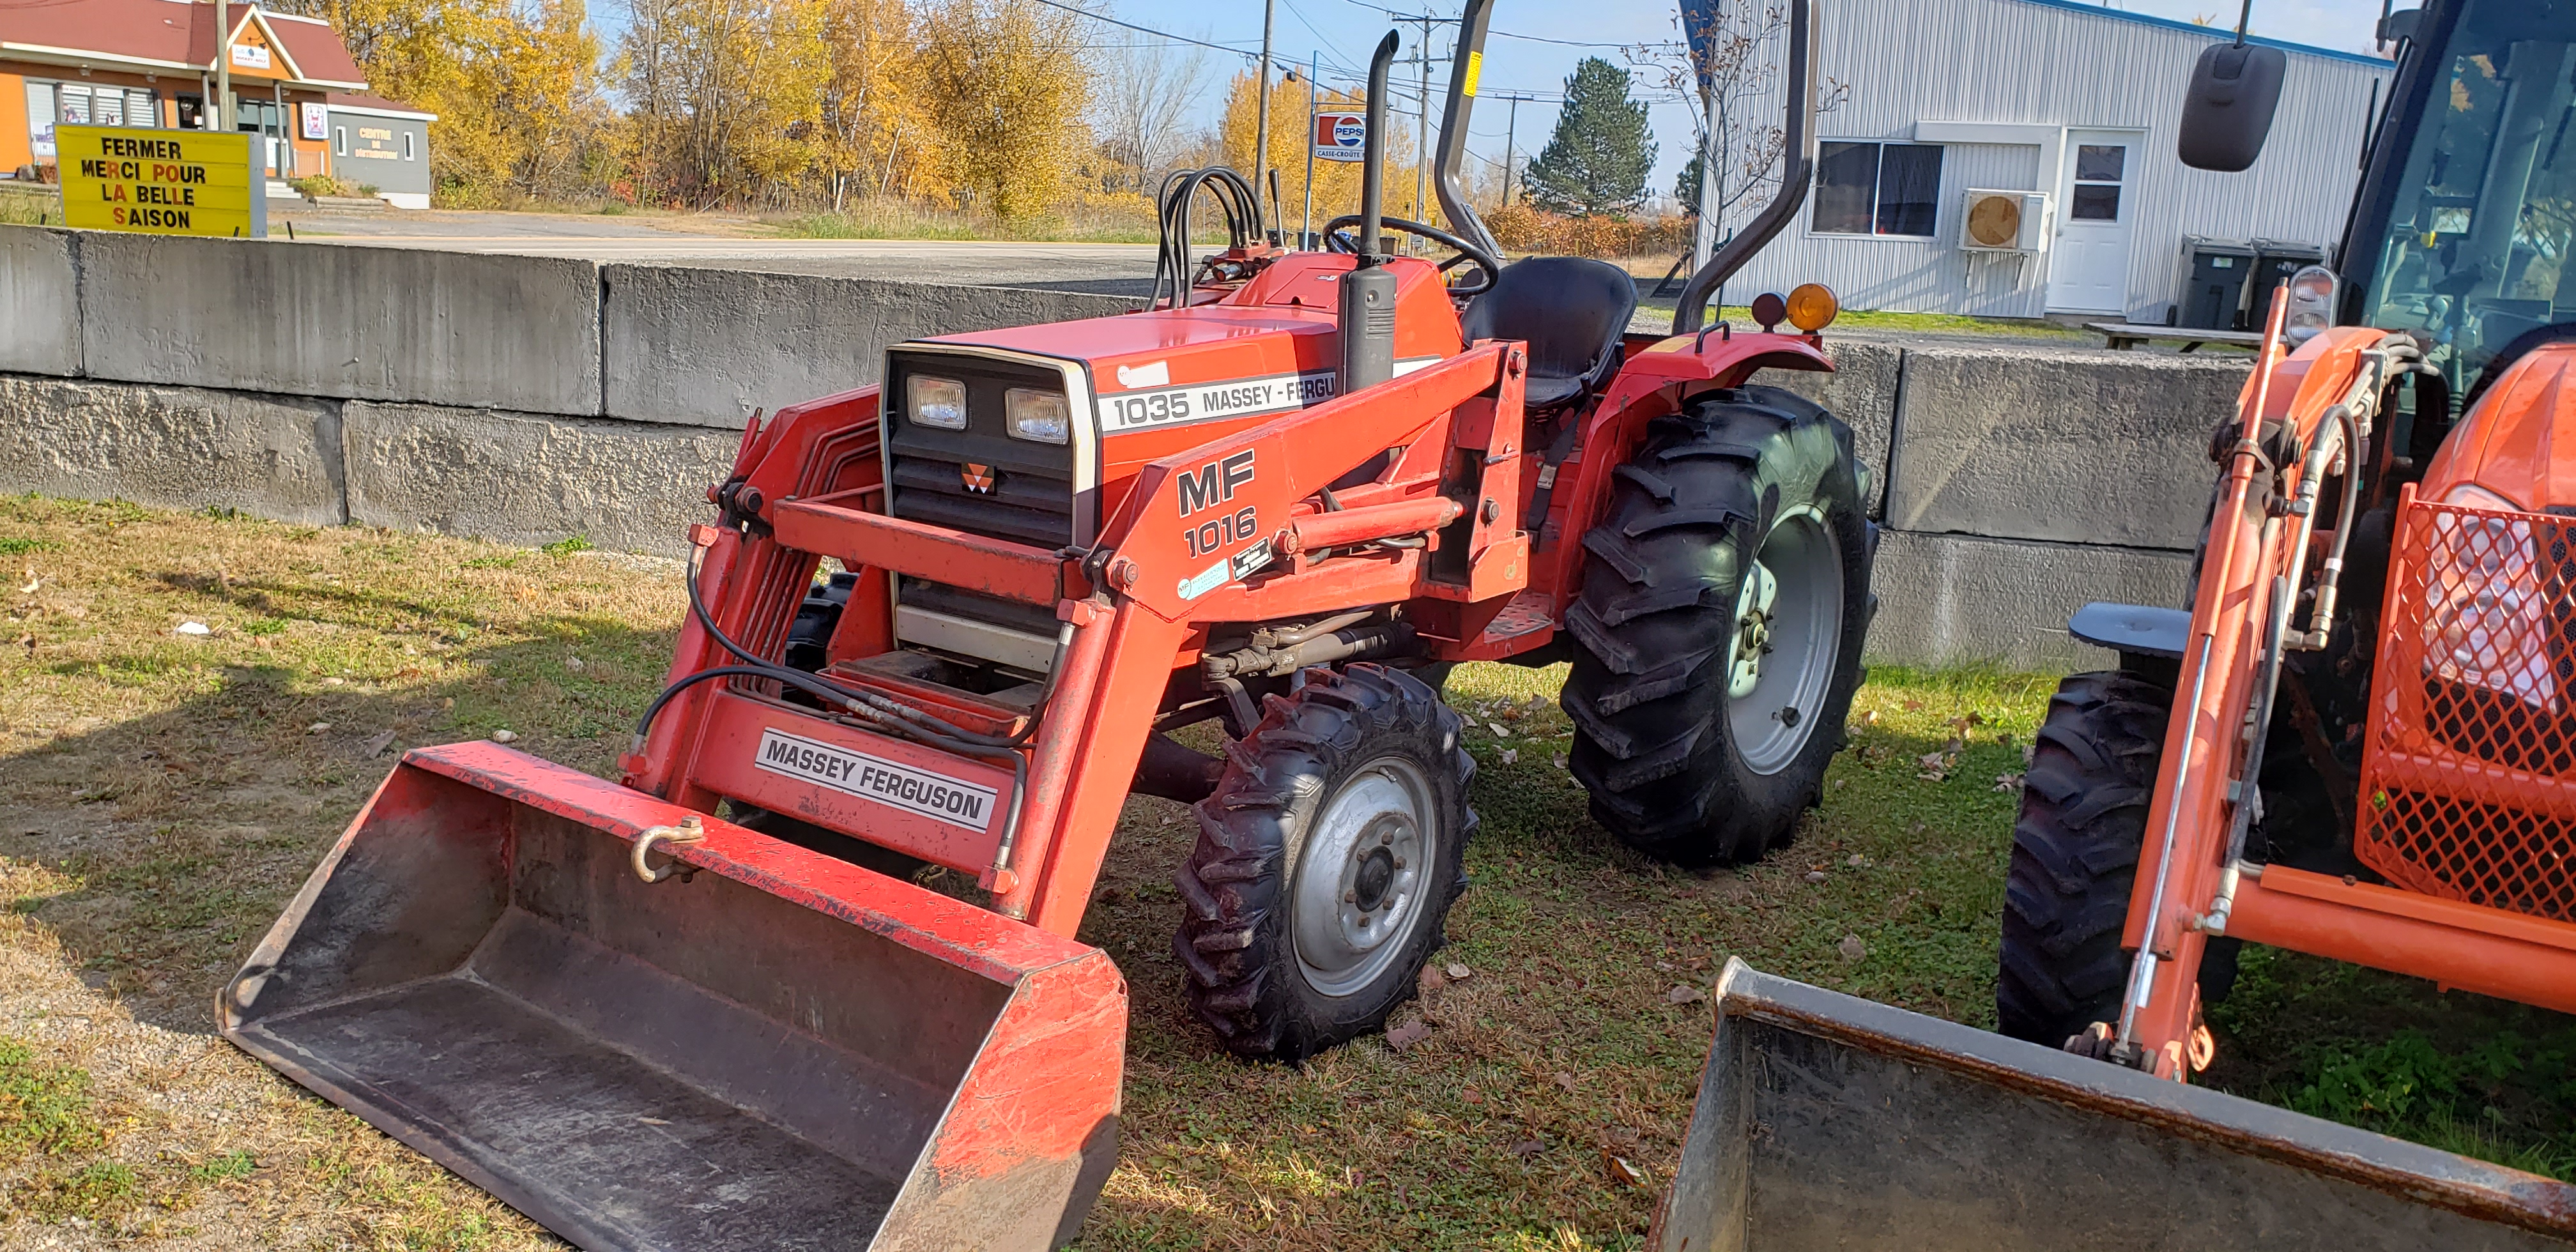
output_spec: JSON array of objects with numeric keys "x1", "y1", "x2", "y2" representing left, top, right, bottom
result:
[{"x1": 1720, "y1": 0, "x2": 2392, "y2": 322}]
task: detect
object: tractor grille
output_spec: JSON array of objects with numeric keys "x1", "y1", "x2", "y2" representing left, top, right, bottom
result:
[
  {"x1": 2356, "y1": 494, "x2": 2576, "y2": 922},
  {"x1": 882, "y1": 351, "x2": 1078, "y2": 669}
]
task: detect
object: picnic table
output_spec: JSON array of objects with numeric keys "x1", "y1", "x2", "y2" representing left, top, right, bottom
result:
[{"x1": 2086, "y1": 321, "x2": 2268, "y2": 352}]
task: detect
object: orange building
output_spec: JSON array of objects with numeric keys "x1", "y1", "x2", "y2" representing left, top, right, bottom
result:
[{"x1": 2, "y1": 0, "x2": 434, "y2": 206}]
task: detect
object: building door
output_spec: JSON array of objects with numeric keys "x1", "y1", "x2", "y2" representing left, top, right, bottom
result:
[{"x1": 2046, "y1": 130, "x2": 2140, "y2": 314}]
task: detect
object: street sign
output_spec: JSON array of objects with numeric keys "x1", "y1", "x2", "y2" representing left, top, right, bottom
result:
[
  {"x1": 56, "y1": 126, "x2": 265, "y2": 238},
  {"x1": 1312, "y1": 112, "x2": 1366, "y2": 163}
]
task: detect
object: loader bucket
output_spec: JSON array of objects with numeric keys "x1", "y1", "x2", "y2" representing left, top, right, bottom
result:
[
  {"x1": 1655, "y1": 961, "x2": 2576, "y2": 1251},
  {"x1": 220, "y1": 742, "x2": 1124, "y2": 1252}
]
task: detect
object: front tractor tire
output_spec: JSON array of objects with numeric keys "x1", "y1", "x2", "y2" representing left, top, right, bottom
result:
[
  {"x1": 1561, "y1": 385, "x2": 1874, "y2": 864},
  {"x1": 1173, "y1": 664, "x2": 1475, "y2": 1061}
]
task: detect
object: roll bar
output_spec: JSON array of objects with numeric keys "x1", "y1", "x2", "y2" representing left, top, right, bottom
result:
[
  {"x1": 1433, "y1": 0, "x2": 1504, "y2": 261},
  {"x1": 1671, "y1": 0, "x2": 1816, "y2": 333}
]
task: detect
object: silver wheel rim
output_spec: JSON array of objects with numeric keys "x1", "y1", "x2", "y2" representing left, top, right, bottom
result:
[
  {"x1": 1726, "y1": 505, "x2": 1843, "y2": 775},
  {"x1": 1292, "y1": 754, "x2": 1436, "y2": 998}
]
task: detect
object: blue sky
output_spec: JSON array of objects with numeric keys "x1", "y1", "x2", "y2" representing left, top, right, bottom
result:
[{"x1": 1066, "y1": 0, "x2": 2392, "y2": 202}]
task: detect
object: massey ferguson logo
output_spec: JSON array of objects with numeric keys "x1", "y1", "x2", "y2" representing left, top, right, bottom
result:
[
  {"x1": 960, "y1": 462, "x2": 996, "y2": 494},
  {"x1": 1178, "y1": 450, "x2": 1256, "y2": 517}
]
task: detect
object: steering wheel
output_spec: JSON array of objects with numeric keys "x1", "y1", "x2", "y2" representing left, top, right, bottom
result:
[{"x1": 1321, "y1": 215, "x2": 1501, "y2": 297}]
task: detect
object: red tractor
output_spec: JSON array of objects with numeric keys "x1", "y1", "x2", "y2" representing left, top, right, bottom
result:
[{"x1": 220, "y1": 2, "x2": 1869, "y2": 1246}]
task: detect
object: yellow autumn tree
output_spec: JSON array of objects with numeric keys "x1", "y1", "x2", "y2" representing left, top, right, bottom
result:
[
  {"x1": 916, "y1": 0, "x2": 1092, "y2": 219},
  {"x1": 621, "y1": 0, "x2": 832, "y2": 206},
  {"x1": 816, "y1": 0, "x2": 942, "y2": 206},
  {"x1": 284, "y1": 0, "x2": 615, "y2": 205},
  {"x1": 1216, "y1": 72, "x2": 1424, "y2": 238}
]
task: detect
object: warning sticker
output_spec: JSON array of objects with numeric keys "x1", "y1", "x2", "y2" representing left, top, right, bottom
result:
[{"x1": 751, "y1": 728, "x2": 999, "y2": 832}]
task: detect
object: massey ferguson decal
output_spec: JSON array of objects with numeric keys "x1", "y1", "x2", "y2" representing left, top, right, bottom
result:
[
  {"x1": 1102, "y1": 369, "x2": 1339, "y2": 432},
  {"x1": 1175, "y1": 449, "x2": 1267, "y2": 596},
  {"x1": 752, "y1": 728, "x2": 999, "y2": 832}
]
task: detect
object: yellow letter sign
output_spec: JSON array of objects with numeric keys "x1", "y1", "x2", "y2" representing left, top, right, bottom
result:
[{"x1": 57, "y1": 126, "x2": 265, "y2": 238}]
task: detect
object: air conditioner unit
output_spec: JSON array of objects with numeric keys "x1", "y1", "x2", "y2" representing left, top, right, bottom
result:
[{"x1": 1959, "y1": 189, "x2": 2051, "y2": 254}]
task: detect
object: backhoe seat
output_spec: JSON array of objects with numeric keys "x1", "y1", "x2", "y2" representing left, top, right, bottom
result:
[{"x1": 1460, "y1": 256, "x2": 1638, "y2": 410}]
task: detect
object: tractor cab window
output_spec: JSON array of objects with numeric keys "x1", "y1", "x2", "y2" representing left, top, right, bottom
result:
[{"x1": 2365, "y1": 1, "x2": 2576, "y2": 396}]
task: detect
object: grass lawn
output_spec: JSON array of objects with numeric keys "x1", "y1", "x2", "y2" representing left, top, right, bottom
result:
[
  {"x1": 1628, "y1": 298, "x2": 2096, "y2": 344},
  {"x1": 1, "y1": 494, "x2": 2568, "y2": 1248}
]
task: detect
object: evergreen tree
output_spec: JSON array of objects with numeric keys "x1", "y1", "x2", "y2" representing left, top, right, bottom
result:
[
  {"x1": 1674, "y1": 151, "x2": 1703, "y2": 217},
  {"x1": 1521, "y1": 57, "x2": 1655, "y2": 215}
]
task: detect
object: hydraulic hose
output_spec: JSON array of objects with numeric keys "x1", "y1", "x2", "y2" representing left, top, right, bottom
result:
[{"x1": 1149, "y1": 166, "x2": 1264, "y2": 310}]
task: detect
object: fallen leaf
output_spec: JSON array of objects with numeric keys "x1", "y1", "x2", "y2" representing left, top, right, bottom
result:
[
  {"x1": 1487, "y1": 721, "x2": 1509, "y2": 737},
  {"x1": 565, "y1": 655, "x2": 585, "y2": 672},
  {"x1": 1460, "y1": 1087, "x2": 1485, "y2": 1104},
  {"x1": 1967, "y1": 710, "x2": 1988, "y2": 726},
  {"x1": 362, "y1": 730, "x2": 397, "y2": 758},
  {"x1": 1901, "y1": 699, "x2": 1924, "y2": 712},
  {"x1": 1509, "y1": 1139, "x2": 1544, "y2": 1160},
  {"x1": 1386, "y1": 1017, "x2": 1432, "y2": 1051},
  {"x1": 1553, "y1": 1071, "x2": 1577, "y2": 1092},
  {"x1": 1604, "y1": 1152, "x2": 1647, "y2": 1187},
  {"x1": 1498, "y1": 748, "x2": 1518, "y2": 765},
  {"x1": 1551, "y1": 753, "x2": 1568, "y2": 770},
  {"x1": 1993, "y1": 772, "x2": 2025, "y2": 793},
  {"x1": 1445, "y1": 962, "x2": 1471, "y2": 980},
  {"x1": 1837, "y1": 935, "x2": 1867, "y2": 961},
  {"x1": 306, "y1": 722, "x2": 332, "y2": 735},
  {"x1": 1501, "y1": 705, "x2": 1524, "y2": 721},
  {"x1": 174, "y1": 621, "x2": 211, "y2": 636},
  {"x1": 1653, "y1": 960, "x2": 1676, "y2": 972},
  {"x1": 1418, "y1": 964, "x2": 1448, "y2": 994},
  {"x1": 2023, "y1": 744, "x2": 2037, "y2": 765},
  {"x1": 1666, "y1": 984, "x2": 1704, "y2": 1004},
  {"x1": 1915, "y1": 751, "x2": 1950, "y2": 770},
  {"x1": 1845, "y1": 854, "x2": 1866, "y2": 867},
  {"x1": 490, "y1": 729, "x2": 520, "y2": 744},
  {"x1": 1829, "y1": 777, "x2": 1843, "y2": 790},
  {"x1": 1860, "y1": 708, "x2": 1879, "y2": 725},
  {"x1": 1803, "y1": 870, "x2": 1828, "y2": 884}
]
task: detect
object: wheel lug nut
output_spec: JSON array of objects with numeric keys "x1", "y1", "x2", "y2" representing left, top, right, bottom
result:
[
  {"x1": 1344, "y1": 890, "x2": 1357, "y2": 903},
  {"x1": 1392, "y1": 857, "x2": 1406, "y2": 869},
  {"x1": 1358, "y1": 915, "x2": 1370, "y2": 928}
]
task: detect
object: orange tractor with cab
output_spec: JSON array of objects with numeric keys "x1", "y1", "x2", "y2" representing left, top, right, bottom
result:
[{"x1": 218, "y1": 2, "x2": 1877, "y2": 1245}]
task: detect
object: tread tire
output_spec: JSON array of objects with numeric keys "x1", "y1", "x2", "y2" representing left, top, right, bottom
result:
[
  {"x1": 1560, "y1": 385, "x2": 1873, "y2": 864},
  {"x1": 1173, "y1": 664, "x2": 1475, "y2": 1060}
]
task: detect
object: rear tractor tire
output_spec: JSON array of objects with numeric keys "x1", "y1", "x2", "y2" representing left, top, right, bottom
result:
[
  {"x1": 1173, "y1": 664, "x2": 1475, "y2": 1060},
  {"x1": 1561, "y1": 385, "x2": 1874, "y2": 864}
]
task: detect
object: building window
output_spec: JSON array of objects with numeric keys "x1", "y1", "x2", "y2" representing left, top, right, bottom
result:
[
  {"x1": 334, "y1": 126, "x2": 346, "y2": 156},
  {"x1": 1812, "y1": 141, "x2": 1944, "y2": 237},
  {"x1": 402, "y1": 131, "x2": 415, "y2": 160},
  {"x1": 57, "y1": 84, "x2": 90, "y2": 126},
  {"x1": 2071, "y1": 143, "x2": 2126, "y2": 220}
]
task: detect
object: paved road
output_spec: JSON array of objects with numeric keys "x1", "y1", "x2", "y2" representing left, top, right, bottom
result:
[{"x1": 276, "y1": 206, "x2": 1160, "y2": 294}]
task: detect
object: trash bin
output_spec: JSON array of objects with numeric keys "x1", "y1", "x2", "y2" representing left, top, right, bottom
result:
[
  {"x1": 2177, "y1": 236, "x2": 2257, "y2": 331},
  {"x1": 2250, "y1": 239, "x2": 2328, "y2": 325}
]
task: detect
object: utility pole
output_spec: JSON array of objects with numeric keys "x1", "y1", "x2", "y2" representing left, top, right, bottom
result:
[
  {"x1": 1396, "y1": 12, "x2": 1456, "y2": 233},
  {"x1": 1252, "y1": 0, "x2": 1275, "y2": 210},
  {"x1": 213, "y1": 0, "x2": 231, "y2": 133},
  {"x1": 1301, "y1": 50, "x2": 1319, "y2": 247},
  {"x1": 1490, "y1": 90, "x2": 1535, "y2": 206}
]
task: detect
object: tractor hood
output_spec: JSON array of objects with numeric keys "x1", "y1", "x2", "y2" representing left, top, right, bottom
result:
[{"x1": 2423, "y1": 342, "x2": 2576, "y2": 512}]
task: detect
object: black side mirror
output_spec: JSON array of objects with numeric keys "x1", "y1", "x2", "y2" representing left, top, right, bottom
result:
[{"x1": 2179, "y1": 41, "x2": 2288, "y2": 172}]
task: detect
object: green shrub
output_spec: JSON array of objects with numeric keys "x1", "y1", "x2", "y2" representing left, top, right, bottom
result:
[{"x1": 289, "y1": 174, "x2": 349, "y2": 199}]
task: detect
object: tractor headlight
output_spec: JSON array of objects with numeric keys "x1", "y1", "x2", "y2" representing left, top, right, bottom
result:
[
  {"x1": 2283, "y1": 264, "x2": 2339, "y2": 346},
  {"x1": 1004, "y1": 388, "x2": 1071, "y2": 444},
  {"x1": 908, "y1": 376, "x2": 967, "y2": 430}
]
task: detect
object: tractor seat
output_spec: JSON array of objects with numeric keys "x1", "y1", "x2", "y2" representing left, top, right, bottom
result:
[{"x1": 1460, "y1": 256, "x2": 1639, "y2": 410}]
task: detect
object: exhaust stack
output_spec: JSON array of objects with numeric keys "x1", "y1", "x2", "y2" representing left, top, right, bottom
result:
[{"x1": 1339, "y1": 30, "x2": 1402, "y2": 393}]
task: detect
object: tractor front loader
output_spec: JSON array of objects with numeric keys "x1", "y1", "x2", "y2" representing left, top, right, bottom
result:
[{"x1": 221, "y1": 1, "x2": 1880, "y2": 1245}]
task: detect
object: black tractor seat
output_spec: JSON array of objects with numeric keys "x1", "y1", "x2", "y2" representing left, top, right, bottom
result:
[{"x1": 1459, "y1": 256, "x2": 1639, "y2": 410}]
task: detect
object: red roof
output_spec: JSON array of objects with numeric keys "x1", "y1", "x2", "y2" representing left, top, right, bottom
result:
[{"x1": 0, "y1": 0, "x2": 366, "y2": 88}]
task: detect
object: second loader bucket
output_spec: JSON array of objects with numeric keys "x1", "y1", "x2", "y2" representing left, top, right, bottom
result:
[
  {"x1": 221, "y1": 742, "x2": 1124, "y2": 1251},
  {"x1": 1655, "y1": 961, "x2": 2576, "y2": 1252}
]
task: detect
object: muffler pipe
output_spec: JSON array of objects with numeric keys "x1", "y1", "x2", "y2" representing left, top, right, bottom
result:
[{"x1": 1340, "y1": 30, "x2": 1402, "y2": 393}]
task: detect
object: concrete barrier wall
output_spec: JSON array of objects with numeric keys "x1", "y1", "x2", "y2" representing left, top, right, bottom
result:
[
  {"x1": 76, "y1": 233, "x2": 605, "y2": 416},
  {"x1": 0, "y1": 224, "x2": 2257, "y2": 667}
]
